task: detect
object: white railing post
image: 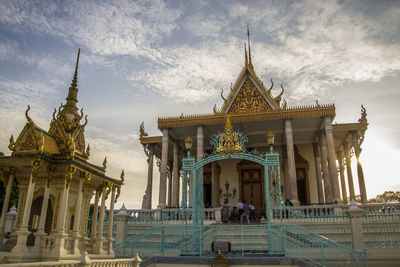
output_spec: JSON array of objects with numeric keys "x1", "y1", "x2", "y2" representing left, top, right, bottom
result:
[
  {"x1": 115, "y1": 205, "x2": 129, "y2": 246},
  {"x1": 346, "y1": 200, "x2": 365, "y2": 250},
  {"x1": 214, "y1": 207, "x2": 222, "y2": 223}
]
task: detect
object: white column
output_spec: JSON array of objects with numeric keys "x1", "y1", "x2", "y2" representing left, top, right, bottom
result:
[
  {"x1": 167, "y1": 165, "x2": 172, "y2": 207},
  {"x1": 159, "y1": 128, "x2": 169, "y2": 208},
  {"x1": 313, "y1": 142, "x2": 324, "y2": 204},
  {"x1": 282, "y1": 146, "x2": 291, "y2": 201},
  {"x1": 20, "y1": 173, "x2": 36, "y2": 231},
  {"x1": 171, "y1": 142, "x2": 180, "y2": 207},
  {"x1": 90, "y1": 189, "x2": 100, "y2": 238},
  {"x1": 324, "y1": 117, "x2": 341, "y2": 202},
  {"x1": 344, "y1": 146, "x2": 356, "y2": 200},
  {"x1": 73, "y1": 178, "x2": 84, "y2": 235},
  {"x1": 0, "y1": 167, "x2": 16, "y2": 233},
  {"x1": 36, "y1": 183, "x2": 50, "y2": 235},
  {"x1": 108, "y1": 186, "x2": 116, "y2": 240},
  {"x1": 285, "y1": 120, "x2": 299, "y2": 205},
  {"x1": 197, "y1": 125, "x2": 204, "y2": 160},
  {"x1": 56, "y1": 181, "x2": 70, "y2": 233},
  {"x1": 145, "y1": 144, "x2": 154, "y2": 209},
  {"x1": 337, "y1": 151, "x2": 348, "y2": 204},
  {"x1": 352, "y1": 131, "x2": 367, "y2": 204},
  {"x1": 56, "y1": 165, "x2": 75, "y2": 234},
  {"x1": 97, "y1": 184, "x2": 107, "y2": 238},
  {"x1": 319, "y1": 131, "x2": 332, "y2": 203}
]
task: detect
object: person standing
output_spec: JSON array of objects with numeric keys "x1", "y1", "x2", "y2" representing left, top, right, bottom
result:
[
  {"x1": 240, "y1": 202, "x2": 250, "y2": 224},
  {"x1": 249, "y1": 203, "x2": 255, "y2": 220},
  {"x1": 237, "y1": 200, "x2": 244, "y2": 221}
]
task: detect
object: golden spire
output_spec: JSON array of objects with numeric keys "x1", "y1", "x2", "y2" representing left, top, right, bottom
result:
[
  {"x1": 64, "y1": 48, "x2": 80, "y2": 114},
  {"x1": 247, "y1": 25, "x2": 252, "y2": 66}
]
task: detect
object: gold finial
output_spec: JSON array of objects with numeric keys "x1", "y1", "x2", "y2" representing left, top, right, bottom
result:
[
  {"x1": 267, "y1": 78, "x2": 274, "y2": 94},
  {"x1": 358, "y1": 104, "x2": 367, "y2": 123},
  {"x1": 8, "y1": 135, "x2": 15, "y2": 151},
  {"x1": 281, "y1": 98, "x2": 287, "y2": 110},
  {"x1": 244, "y1": 42, "x2": 248, "y2": 66},
  {"x1": 247, "y1": 25, "x2": 252, "y2": 66},
  {"x1": 25, "y1": 105, "x2": 32, "y2": 123},
  {"x1": 225, "y1": 116, "x2": 233, "y2": 130},
  {"x1": 85, "y1": 144, "x2": 90, "y2": 157},
  {"x1": 140, "y1": 122, "x2": 148, "y2": 139},
  {"x1": 220, "y1": 89, "x2": 226, "y2": 101},
  {"x1": 120, "y1": 169, "x2": 125, "y2": 183},
  {"x1": 103, "y1": 156, "x2": 107, "y2": 169},
  {"x1": 64, "y1": 48, "x2": 80, "y2": 113},
  {"x1": 217, "y1": 116, "x2": 242, "y2": 156},
  {"x1": 218, "y1": 249, "x2": 221, "y2": 256}
]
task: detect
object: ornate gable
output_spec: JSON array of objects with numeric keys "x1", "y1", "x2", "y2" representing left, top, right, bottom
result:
[
  {"x1": 216, "y1": 40, "x2": 285, "y2": 114},
  {"x1": 8, "y1": 106, "x2": 61, "y2": 155},
  {"x1": 228, "y1": 77, "x2": 273, "y2": 114}
]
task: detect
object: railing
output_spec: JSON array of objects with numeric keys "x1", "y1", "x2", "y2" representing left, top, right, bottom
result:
[
  {"x1": 273, "y1": 204, "x2": 348, "y2": 221},
  {"x1": 114, "y1": 223, "x2": 367, "y2": 266},
  {"x1": 0, "y1": 258, "x2": 140, "y2": 267},
  {"x1": 283, "y1": 224, "x2": 367, "y2": 266},
  {"x1": 125, "y1": 208, "x2": 216, "y2": 225},
  {"x1": 361, "y1": 203, "x2": 400, "y2": 248}
]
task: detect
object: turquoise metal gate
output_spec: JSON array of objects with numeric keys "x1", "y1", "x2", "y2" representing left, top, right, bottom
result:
[{"x1": 114, "y1": 117, "x2": 368, "y2": 266}]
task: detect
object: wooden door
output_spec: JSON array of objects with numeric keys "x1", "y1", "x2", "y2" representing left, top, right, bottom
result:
[{"x1": 241, "y1": 169, "x2": 262, "y2": 217}]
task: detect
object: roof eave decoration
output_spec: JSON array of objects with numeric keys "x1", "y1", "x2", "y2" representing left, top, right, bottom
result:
[{"x1": 158, "y1": 104, "x2": 335, "y2": 129}]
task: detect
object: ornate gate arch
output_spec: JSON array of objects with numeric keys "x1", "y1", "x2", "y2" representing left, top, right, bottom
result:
[{"x1": 180, "y1": 117, "x2": 283, "y2": 253}]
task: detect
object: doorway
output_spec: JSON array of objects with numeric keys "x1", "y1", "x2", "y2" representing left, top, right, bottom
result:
[{"x1": 241, "y1": 168, "x2": 263, "y2": 218}]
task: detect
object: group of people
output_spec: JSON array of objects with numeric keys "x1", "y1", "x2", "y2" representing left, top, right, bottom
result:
[{"x1": 237, "y1": 200, "x2": 255, "y2": 224}]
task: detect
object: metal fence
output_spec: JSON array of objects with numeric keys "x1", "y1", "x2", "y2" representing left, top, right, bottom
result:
[{"x1": 114, "y1": 223, "x2": 367, "y2": 267}]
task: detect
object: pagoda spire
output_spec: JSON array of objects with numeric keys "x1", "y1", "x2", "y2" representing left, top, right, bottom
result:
[
  {"x1": 247, "y1": 25, "x2": 252, "y2": 67},
  {"x1": 64, "y1": 48, "x2": 80, "y2": 114},
  {"x1": 244, "y1": 43, "x2": 248, "y2": 66}
]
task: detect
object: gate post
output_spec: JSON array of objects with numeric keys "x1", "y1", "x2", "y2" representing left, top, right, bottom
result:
[
  {"x1": 115, "y1": 205, "x2": 128, "y2": 246},
  {"x1": 346, "y1": 200, "x2": 365, "y2": 250}
]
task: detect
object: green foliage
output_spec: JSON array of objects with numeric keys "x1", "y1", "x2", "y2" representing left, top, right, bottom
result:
[{"x1": 369, "y1": 191, "x2": 400, "y2": 203}]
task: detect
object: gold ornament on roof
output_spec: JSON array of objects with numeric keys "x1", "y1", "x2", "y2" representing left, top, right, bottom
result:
[
  {"x1": 103, "y1": 156, "x2": 107, "y2": 169},
  {"x1": 216, "y1": 116, "x2": 242, "y2": 156},
  {"x1": 8, "y1": 135, "x2": 15, "y2": 151},
  {"x1": 358, "y1": 105, "x2": 367, "y2": 123},
  {"x1": 228, "y1": 78, "x2": 272, "y2": 114},
  {"x1": 120, "y1": 169, "x2": 125, "y2": 183}
]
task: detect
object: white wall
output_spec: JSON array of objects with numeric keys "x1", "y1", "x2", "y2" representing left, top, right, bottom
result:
[{"x1": 217, "y1": 159, "x2": 241, "y2": 207}]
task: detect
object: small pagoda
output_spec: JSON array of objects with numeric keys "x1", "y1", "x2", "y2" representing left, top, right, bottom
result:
[{"x1": 0, "y1": 49, "x2": 123, "y2": 262}]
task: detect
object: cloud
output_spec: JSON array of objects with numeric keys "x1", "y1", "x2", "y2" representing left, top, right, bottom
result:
[
  {"x1": 0, "y1": 0, "x2": 181, "y2": 61},
  {"x1": 128, "y1": 41, "x2": 244, "y2": 103},
  {"x1": 85, "y1": 127, "x2": 148, "y2": 208}
]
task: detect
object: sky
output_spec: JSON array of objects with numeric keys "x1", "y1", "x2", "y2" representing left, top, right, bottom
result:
[{"x1": 0, "y1": 0, "x2": 399, "y2": 208}]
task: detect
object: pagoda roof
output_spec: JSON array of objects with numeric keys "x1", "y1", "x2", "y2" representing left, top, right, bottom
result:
[{"x1": 158, "y1": 104, "x2": 335, "y2": 129}]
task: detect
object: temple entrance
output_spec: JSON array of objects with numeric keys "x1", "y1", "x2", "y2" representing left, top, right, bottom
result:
[
  {"x1": 296, "y1": 168, "x2": 308, "y2": 205},
  {"x1": 240, "y1": 169, "x2": 263, "y2": 219},
  {"x1": 27, "y1": 196, "x2": 53, "y2": 246}
]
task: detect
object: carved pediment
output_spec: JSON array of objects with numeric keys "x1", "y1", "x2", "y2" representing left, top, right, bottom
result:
[
  {"x1": 13, "y1": 123, "x2": 41, "y2": 154},
  {"x1": 228, "y1": 78, "x2": 273, "y2": 114}
]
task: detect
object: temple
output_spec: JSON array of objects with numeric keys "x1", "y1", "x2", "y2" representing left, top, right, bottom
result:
[
  {"x1": 0, "y1": 49, "x2": 124, "y2": 263},
  {"x1": 139, "y1": 36, "x2": 368, "y2": 216}
]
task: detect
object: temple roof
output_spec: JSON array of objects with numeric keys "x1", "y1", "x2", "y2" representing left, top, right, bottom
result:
[{"x1": 2, "y1": 49, "x2": 123, "y2": 186}]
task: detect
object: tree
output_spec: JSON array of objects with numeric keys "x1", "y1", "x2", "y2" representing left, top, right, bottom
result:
[{"x1": 368, "y1": 191, "x2": 400, "y2": 203}]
